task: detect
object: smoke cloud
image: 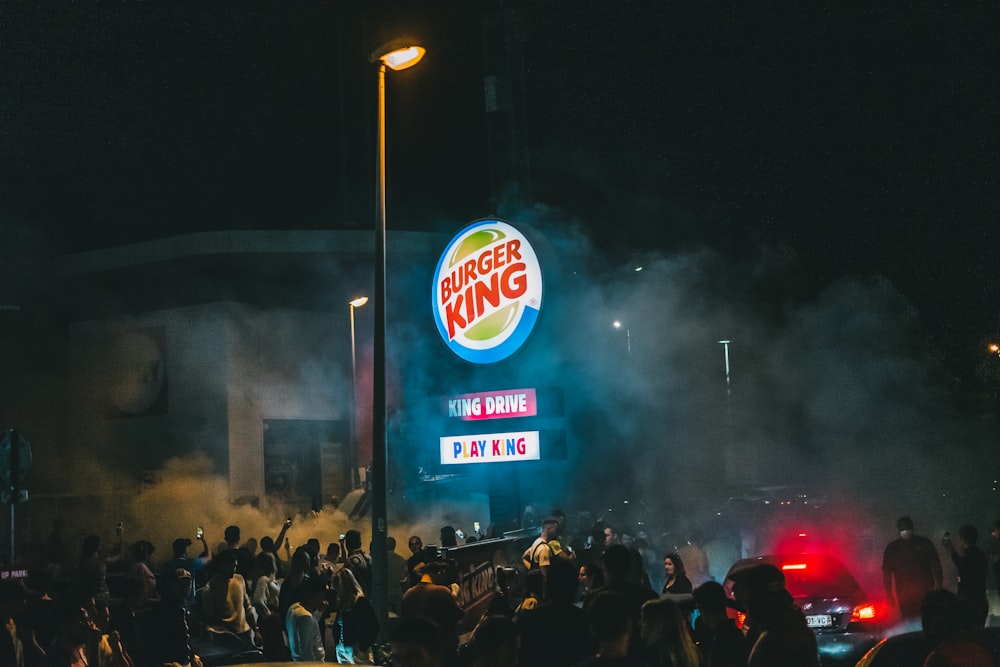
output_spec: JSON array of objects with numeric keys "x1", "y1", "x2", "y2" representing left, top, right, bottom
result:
[{"x1": 15, "y1": 207, "x2": 995, "y2": 601}]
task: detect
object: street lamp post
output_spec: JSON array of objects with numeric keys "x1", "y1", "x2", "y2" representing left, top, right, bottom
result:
[
  {"x1": 348, "y1": 296, "x2": 368, "y2": 489},
  {"x1": 369, "y1": 39, "x2": 425, "y2": 645}
]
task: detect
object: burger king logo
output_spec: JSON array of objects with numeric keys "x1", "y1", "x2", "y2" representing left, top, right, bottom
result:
[{"x1": 432, "y1": 219, "x2": 543, "y2": 364}]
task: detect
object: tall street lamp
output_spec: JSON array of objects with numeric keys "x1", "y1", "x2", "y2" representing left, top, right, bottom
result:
[
  {"x1": 348, "y1": 296, "x2": 368, "y2": 489},
  {"x1": 369, "y1": 38, "x2": 425, "y2": 640}
]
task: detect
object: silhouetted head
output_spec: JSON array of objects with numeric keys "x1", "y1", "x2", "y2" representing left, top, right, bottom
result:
[
  {"x1": 344, "y1": 530, "x2": 362, "y2": 551},
  {"x1": 958, "y1": 524, "x2": 978, "y2": 547},
  {"x1": 922, "y1": 589, "x2": 980, "y2": 645},
  {"x1": 693, "y1": 580, "x2": 728, "y2": 616},
  {"x1": 602, "y1": 544, "x2": 631, "y2": 580},
  {"x1": 172, "y1": 538, "x2": 192, "y2": 557},
  {"x1": 306, "y1": 538, "x2": 321, "y2": 558},
  {"x1": 80, "y1": 535, "x2": 100, "y2": 559}
]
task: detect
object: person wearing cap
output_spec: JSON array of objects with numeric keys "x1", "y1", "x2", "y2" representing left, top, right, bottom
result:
[
  {"x1": 729, "y1": 562, "x2": 819, "y2": 667},
  {"x1": 160, "y1": 533, "x2": 209, "y2": 607},
  {"x1": 881, "y1": 516, "x2": 942, "y2": 620}
]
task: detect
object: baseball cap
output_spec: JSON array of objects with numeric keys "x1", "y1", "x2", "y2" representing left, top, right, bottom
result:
[
  {"x1": 173, "y1": 537, "x2": 193, "y2": 553},
  {"x1": 728, "y1": 562, "x2": 786, "y2": 593}
]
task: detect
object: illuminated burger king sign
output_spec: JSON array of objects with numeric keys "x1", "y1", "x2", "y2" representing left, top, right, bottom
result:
[{"x1": 433, "y1": 219, "x2": 542, "y2": 363}]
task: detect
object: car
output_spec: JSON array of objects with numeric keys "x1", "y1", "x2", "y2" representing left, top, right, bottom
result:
[{"x1": 724, "y1": 553, "x2": 884, "y2": 666}]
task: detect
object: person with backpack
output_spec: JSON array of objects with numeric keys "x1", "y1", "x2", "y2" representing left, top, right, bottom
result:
[
  {"x1": 344, "y1": 530, "x2": 373, "y2": 597},
  {"x1": 521, "y1": 518, "x2": 559, "y2": 579}
]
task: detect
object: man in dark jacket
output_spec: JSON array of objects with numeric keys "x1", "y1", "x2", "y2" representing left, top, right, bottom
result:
[
  {"x1": 692, "y1": 580, "x2": 749, "y2": 667},
  {"x1": 585, "y1": 544, "x2": 657, "y2": 656},
  {"x1": 945, "y1": 524, "x2": 989, "y2": 626},
  {"x1": 516, "y1": 559, "x2": 596, "y2": 667},
  {"x1": 882, "y1": 516, "x2": 943, "y2": 620}
]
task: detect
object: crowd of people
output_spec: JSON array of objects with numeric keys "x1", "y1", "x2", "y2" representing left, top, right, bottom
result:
[{"x1": 2, "y1": 511, "x2": 1000, "y2": 667}]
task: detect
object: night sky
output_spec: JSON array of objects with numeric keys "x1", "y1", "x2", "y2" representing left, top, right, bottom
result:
[{"x1": 1, "y1": 2, "x2": 997, "y2": 385}]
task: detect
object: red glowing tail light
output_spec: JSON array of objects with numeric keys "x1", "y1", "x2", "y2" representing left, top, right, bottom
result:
[
  {"x1": 735, "y1": 610, "x2": 747, "y2": 629},
  {"x1": 781, "y1": 563, "x2": 807, "y2": 570},
  {"x1": 851, "y1": 603, "x2": 877, "y2": 622}
]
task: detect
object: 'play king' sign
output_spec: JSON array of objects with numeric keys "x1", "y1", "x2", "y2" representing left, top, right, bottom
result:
[
  {"x1": 440, "y1": 430, "x2": 541, "y2": 465},
  {"x1": 432, "y1": 219, "x2": 543, "y2": 363}
]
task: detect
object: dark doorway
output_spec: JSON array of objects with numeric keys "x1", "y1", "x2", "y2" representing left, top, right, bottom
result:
[{"x1": 263, "y1": 419, "x2": 349, "y2": 512}]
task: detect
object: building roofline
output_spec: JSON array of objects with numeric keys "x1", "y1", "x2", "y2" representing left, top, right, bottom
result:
[{"x1": 57, "y1": 229, "x2": 450, "y2": 277}]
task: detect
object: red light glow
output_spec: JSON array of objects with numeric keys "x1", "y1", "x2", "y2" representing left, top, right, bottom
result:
[
  {"x1": 782, "y1": 563, "x2": 807, "y2": 570},
  {"x1": 851, "y1": 603, "x2": 877, "y2": 621}
]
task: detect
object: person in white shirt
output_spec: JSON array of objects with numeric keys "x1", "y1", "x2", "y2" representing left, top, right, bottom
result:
[{"x1": 286, "y1": 575, "x2": 329, "y2": 662}]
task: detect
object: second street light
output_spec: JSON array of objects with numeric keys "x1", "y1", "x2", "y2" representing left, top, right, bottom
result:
[
  {"x1": 613, "y1": 320, "x2": 631, "y2": 355},
  {"x1": 368, "y1": 38, "x2": 425, "y2": 641},
  {"x1": 348, "y1": 296, "x2": 367, "y2": 490}
]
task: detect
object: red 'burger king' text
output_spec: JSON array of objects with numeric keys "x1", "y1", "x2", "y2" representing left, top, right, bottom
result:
[{"x1": 439, "y1": 239, "x2": 526, "y2": 339}]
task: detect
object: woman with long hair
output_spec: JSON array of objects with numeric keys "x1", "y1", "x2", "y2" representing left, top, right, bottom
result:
[
  {"x1": 661, "y1": 552, "x2": 693, "y2": 595},
  {"x1": 640, "y1": 597, "x2": 702, "y2": 667},
  {"x1": 251, "y1": 551, "x2": 280, "y2": 618},
  {"x1": 278, "y1": 546, "x2": 313, "y2": 622},
  {"x1": 577, "y1": 561, "x2": 605, "y2": 606},
  {"x1": 329, "y1": 567, "x2": 378, "y2": 664},
  {"x1": 251, "y1": 551, "x2": 288, "y2": 660}
]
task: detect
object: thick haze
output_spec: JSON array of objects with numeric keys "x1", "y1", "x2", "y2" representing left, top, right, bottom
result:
[{"x1": 4, "y1": 206, "x2": 994, "y2": 597}]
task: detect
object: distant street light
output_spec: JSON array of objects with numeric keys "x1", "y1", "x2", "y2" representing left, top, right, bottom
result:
[
  {"x1": 369, "y1": 38, "x2": 425, "y2": 642},
  {"x1": 718, "y1": 340, "x2": 732, "y2": 393},
  {"x1": 348, "y1": 296, "x2": 368, "y2": 489},
  {"x1": 613, "y1": 320, "x2": 631, "y2": 354},
  {"x1": 989, "y1": 343, "x2": 999, "y2": 357}
]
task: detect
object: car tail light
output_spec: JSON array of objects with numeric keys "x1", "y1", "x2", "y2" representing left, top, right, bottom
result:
[
  {"x1": 735, "y1": 610, "x2": 747, "y2": 629},
  {"x1": 781, "y1": 563, "x2": 807, "y2": 570},
  {"x1": 851, "y1": 603, "x2": 877, "y2": 622}
]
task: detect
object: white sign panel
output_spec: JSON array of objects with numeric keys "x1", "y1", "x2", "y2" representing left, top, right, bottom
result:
[{"x1": 440, "y1": 430, "x2": 541, "y2": 465}]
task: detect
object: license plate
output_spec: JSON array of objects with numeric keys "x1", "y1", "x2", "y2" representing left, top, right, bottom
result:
[{"x1": 806, "y1": 614, "x2": 833, "y2": 628}]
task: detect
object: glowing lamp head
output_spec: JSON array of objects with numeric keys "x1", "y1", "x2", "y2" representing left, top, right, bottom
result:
[
  {"x1": 990, "y1": 343, "x2": 999, "y2": 354},
  {"x1": 382, "y1": 46, "x2": 425, "y2": 70},
  {"x1": 371, "y1": 40, "x2": 426, "y2": 71},
  {"x1": 349, "y1": 296, "x2": 369, "y2": 308}
]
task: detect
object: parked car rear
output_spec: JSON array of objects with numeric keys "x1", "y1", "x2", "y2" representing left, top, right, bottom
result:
[{"x1": 725, "y1": 553, "x2": 884, "y2": 665}]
